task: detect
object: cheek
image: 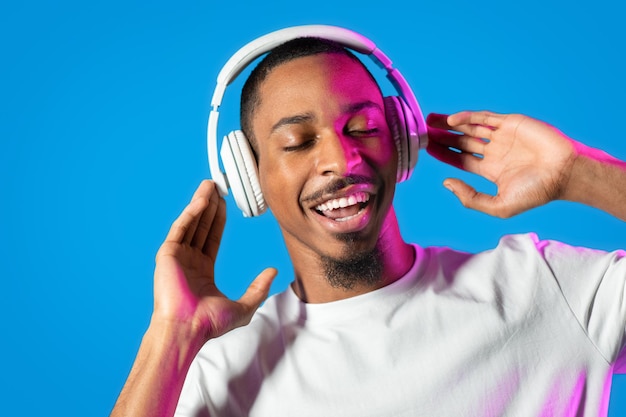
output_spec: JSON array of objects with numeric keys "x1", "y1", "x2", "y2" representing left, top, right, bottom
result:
[
  {"x1": 366, "y1": 136, "x2": 398, "y2": 177},
  {"x1": 258, "y1": 156, "x2": 300, "y2": 212},
  {"x1": 258, "y1": 161, "x2": 277, "y2": 206},
  {"x1": 381, "y1": 140, "x2": 397, "y2": 165}
]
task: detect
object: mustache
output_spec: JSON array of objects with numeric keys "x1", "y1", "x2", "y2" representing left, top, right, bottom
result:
[{"x1": 302, "y1": 175, "x2": 375, "y2": 203}]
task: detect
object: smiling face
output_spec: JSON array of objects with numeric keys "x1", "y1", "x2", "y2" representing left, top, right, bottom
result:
[{"x1": 251, "y1": 53, "x2": 399, "y2": 278}]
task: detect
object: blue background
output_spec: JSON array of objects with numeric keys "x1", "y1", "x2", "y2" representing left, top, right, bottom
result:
[{"x1": 1, "y1": 0, "x2": 624, "y2": 415}]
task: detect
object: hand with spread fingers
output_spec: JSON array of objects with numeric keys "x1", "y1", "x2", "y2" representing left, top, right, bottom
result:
[
  {"x1": 153, "y1": 179, "x2": 277, "y2": 341},
  {"x1": 111, "y1": 180, "x2": 277, "y2": 417},
  {"x1": 427, "y1": 111, "x2": 583, "y2": 218}
]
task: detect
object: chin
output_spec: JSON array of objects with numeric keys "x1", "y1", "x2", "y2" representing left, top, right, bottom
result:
[
  {"x1": 321, "y1": 239, "x2": 383, "y2": 290},
  {"x1": 327, "y1": 231, "x2": 379, "y2": 259}
]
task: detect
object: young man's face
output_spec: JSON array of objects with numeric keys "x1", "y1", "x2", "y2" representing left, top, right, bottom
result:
[{"x1": 252, "y1": 53, "x2": 398, "y2": 263}]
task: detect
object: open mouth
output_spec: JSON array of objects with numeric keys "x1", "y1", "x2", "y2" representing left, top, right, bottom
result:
[{"x1": 314, "y1": 191, "x2": 371, "y2": 222}]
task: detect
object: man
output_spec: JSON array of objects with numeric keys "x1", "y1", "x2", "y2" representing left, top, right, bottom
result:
[{"x1": 111, "y1": 36, "x2": 626, "y2": 416}]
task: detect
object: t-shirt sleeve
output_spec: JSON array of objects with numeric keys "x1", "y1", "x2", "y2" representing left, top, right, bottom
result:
[{"x1": 534, "y1": 235, "x2": 626, "y2": 373}]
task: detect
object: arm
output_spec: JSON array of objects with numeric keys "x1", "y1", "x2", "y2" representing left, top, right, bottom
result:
[
  {"x1": 426, "y1": 111, "x2": 626, "y2": 220},
  {"x1": 110, "y1": 180, "x2": 277, "y2": 417}
]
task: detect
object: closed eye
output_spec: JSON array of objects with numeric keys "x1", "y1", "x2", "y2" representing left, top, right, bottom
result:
[
  {"x1": 282, "y1": 140, "x2": 315, "y2": 152},
  {"x1": 347, "y1": 128, "x2": 379, "y2": 137}
]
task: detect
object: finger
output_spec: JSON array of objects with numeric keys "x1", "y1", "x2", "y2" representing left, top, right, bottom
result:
[
  {"x1": 163, "y1": 180, "x2": 218, "y2": 244},
  {"x1": 190, "y1": 186, "x2": 220, "y2": 249},
  {"x1": 428, "y1": 128, "x2": 487, "y2": 156},
  {"x1": 181, "y1": 181, "x2": 220, "y2": 245},
  {"x1": 447, "y1": 110, "x2": 504, "y2": 130},
  {"x1": 190, "y1": 179, "x2": 216, "y2": 200},
  {"x1": 427, "y1": 141, "x2": 484, "y2": 174},
  {"x1": 164, "y1": 196, "x2": 207, "y2": 244},
  {"x1": 202, "y1": 196, "x2": 226, "y2": 259},
  {"x1": 444, "y1": 178, "x2": 495, "y2": 213},
  {"x1": 447, "y1": 123, "x2": 495, "y2": 141},
  {"x1": 428, "y1": 112, "x2": 497, "y2": 140},
  {"x1": 426, "y1": 113, "x2": 452, "y2": 130},
  {"x1": 237, "y1": 267, "x2": 278, "y2": 319},
  {"x1": 444, "y1": 178, "x2": 516, "y2": 218}
]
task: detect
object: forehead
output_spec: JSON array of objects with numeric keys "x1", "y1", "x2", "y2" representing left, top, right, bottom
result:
[
  {"x1": 254, "y1": 53, "x2": 382, "y2": 123},
  {"x1": 264, "y1": 53, "x2": 377, "y2": 93}
]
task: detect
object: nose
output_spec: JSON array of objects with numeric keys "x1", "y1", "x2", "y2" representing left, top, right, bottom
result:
[{"x1": 316, "y1": 130, "x2": 362, "y2": 176}]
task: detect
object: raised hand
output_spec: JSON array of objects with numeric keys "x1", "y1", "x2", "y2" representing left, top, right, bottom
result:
[
  {"x1": 152, "y1": 179, "x2": 277, "y2": 341},
  {"x1": 426, "y1": 111, "x2": 578, "y2": 218},
  {"x1": 111, "y1": 181, "x2": 276, "y2": 417}
]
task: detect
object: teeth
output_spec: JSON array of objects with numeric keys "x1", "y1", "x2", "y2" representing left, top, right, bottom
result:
[
  {"x1": 335, "y1": 213, "x2": 359, "y2": 222},
  {"x1": 315, "y1": 192, "x2": 370, "y2": 212}
]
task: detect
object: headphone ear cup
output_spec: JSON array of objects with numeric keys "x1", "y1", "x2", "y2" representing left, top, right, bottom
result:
[
  {"x1": 384, "y1": 96, "x2": 409, "y2": 182},
  {"x1": 384, "y1": 96, "x2": 420, "y2": 183},
  {"x1": 220, "y1": 130, "x2": 266, "y2": 217}
]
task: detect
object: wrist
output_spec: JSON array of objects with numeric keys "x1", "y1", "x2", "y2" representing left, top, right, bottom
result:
[
  {"x1": 144, "y1": 317, "x2": 208, "y2": 365},
  {"x1": 560, "y1": 142, "x2": 626, "y2": 220},
  {"x1": 110, "y1": 318, "x2": 205, "y2": 417}
]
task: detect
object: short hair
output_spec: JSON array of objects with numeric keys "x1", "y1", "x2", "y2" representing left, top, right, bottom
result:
[{"x1": 240, "y1": 37, "x2": 381, "y2": 154}]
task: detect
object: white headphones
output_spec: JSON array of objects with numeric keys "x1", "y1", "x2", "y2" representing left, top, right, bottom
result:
[{"x1": 207, "y1": 25, "x2": 428, "y2": 217}]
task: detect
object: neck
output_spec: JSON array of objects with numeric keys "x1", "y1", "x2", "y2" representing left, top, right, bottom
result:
[{"x1": 288, "y1": 208, "x2": 415, "y2": 303}]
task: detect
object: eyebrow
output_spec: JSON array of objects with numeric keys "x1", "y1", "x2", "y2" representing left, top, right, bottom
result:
[
  {"x1": 343, "y1": 100, "x2": 383, "y2": 114},
  {"x1": 268, "y1": 100, "x2": 383, "y2": 134},
  {"x1": 270, "y1": 113, "x2": 315, "y2": 134}
]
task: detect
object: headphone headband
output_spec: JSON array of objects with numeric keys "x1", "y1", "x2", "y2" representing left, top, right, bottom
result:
[
  {"x1": 207, "y1": 25, "x2": 428, "y2": 204},
  {"x1": 211, "y1": 25, "x2": 379, "y2": 108}
]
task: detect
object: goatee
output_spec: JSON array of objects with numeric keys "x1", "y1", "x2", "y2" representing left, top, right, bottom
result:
[{"x1": 321, "y1": 244, "x2": 383, "y2": 290}]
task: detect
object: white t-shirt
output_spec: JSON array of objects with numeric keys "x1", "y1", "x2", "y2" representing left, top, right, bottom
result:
[{"x1": 175, "y1": 233, "x2": 626, "y2": 417}]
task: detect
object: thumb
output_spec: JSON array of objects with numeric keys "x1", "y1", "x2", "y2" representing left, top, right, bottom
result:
[
  {"x1": 238, "y1": 267, "x2": 278, "y2": 315},
  {"x1": 443, "y1": 178, "x2": 503, "y2": 217}
]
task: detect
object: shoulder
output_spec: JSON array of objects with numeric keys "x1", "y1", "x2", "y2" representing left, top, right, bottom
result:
[
  {"x1": 416, "y1": 233, "x2": 576, "y2": 315},
  {"x1": 421, "y1": 233, "x2": 548, "y2": 279},
  {"x1": 422, "y1": 232, "x2": 615, "y2": 272}
]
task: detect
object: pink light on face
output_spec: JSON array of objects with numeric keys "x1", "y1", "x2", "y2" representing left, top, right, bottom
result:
[{"x1": 324, "y1": 54, "x2": 396, "y2": 174}]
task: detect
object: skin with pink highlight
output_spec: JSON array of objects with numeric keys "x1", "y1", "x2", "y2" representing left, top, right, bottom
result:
[
  {"x1": 110, "y1": 41, "x2": 626, "y2": 417},
  {"x1": 251, "y1": 53, "x2": 414, "y2": 303}
]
